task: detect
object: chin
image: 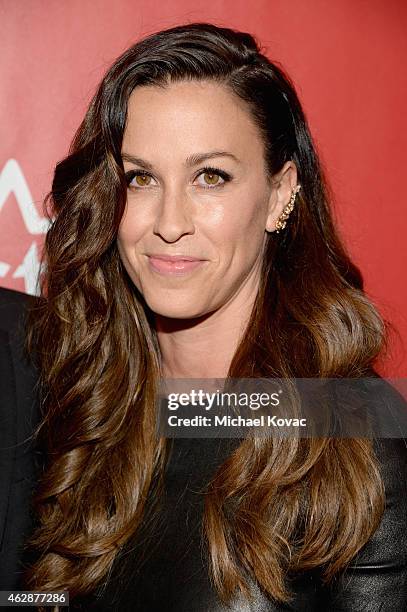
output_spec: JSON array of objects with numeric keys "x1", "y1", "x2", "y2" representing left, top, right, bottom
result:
[
  {"x1": 151, "y1": 306, "x2": 205, "y2": 320},
  {"x1": 144, "y1": 296, "x2": 209, "y2": 321}
]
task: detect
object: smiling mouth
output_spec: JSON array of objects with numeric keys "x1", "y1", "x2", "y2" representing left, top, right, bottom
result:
[{"x1": 147, "y1": 255, "x2": 205, "y2": 276}]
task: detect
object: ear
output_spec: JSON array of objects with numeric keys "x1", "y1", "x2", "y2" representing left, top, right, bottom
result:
[{"x1": 265, "y1": 161, "x2": 298, "y2": 232}]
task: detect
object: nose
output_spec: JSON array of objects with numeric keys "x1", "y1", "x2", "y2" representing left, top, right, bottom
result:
[{"x1": 153, "y1": 186, "x2": 195, "y2": 242}]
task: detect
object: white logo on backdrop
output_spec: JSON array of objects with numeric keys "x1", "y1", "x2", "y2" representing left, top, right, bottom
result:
[{"x1": 0, "y1": 159, "x2": 50, "y2": 295}]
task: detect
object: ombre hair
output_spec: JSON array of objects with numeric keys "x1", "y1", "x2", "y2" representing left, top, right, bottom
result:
[{"x1": 25, "y1": 22, "x2": 386, "y2": 606}]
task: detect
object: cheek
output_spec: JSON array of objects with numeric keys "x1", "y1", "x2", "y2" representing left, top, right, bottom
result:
[
  {"x1": 117, "y1": 205, "x2": 146, "y2": 250},
  {"x1": 218, "y1": 193, "x2": 268, "y2": 258},
  {"x1": 116, "y1": 209, "x2": 146, "y2": 283}
]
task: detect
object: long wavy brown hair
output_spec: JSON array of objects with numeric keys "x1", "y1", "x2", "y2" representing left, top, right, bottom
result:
[{"x1": 24, "y1": 22, "x2": 387, "y2": 607}]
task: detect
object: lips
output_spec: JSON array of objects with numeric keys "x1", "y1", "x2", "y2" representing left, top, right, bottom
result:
[
  {"x1": 147, "y1": 254, "x2": 205, "y2": 276},
  {"x1": 147, "y1": 254, "x2": 202, "y2": 262}
]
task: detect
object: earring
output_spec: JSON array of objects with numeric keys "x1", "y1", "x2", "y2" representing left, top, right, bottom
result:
[{"x1": 275, "y1": 185, "x2": 301, "y2": 233}]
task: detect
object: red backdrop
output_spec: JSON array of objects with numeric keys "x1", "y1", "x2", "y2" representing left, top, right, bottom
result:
[{"x1": 1, "y1": 0, "x2": 406, "y2": 375}]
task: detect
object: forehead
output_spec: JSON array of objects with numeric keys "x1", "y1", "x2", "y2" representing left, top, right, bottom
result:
[{"x1": 122, "y1": 79, "x2": 264, "y2": 159}]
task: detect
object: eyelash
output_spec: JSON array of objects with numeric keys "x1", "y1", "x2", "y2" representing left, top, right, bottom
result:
[{"x1": 124, "y1": 166, "x2": 232, "y2": 191}]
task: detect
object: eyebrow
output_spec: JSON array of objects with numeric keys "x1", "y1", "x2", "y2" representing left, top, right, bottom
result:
[{"x1": 121, "y1": 150, "x2": 241, "y2": 171}]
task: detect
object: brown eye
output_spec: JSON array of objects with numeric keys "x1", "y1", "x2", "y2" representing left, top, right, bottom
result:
[
  {"x1": 134, "y1": 174, "x2": 152, "y2": 187},
  {"x1": 196, "y1": 167, "x2": 231, "y2": 189},
  {"x1": 203, "y1": 172, "x2": 221, "y2": 186}
]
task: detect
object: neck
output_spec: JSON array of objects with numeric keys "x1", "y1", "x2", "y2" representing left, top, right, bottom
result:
[{"x1": 155, "y1": 277, "x2": 259, "y2": 379}]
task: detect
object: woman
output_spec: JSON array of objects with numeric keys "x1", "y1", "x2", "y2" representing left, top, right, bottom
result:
[{"x1": 23, "y1": 22, "x2": 406, "y2": 610}]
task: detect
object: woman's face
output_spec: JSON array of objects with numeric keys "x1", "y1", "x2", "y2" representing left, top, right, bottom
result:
[{"x1": 118, "y1": 79, "x2": 295, "y2": 319}]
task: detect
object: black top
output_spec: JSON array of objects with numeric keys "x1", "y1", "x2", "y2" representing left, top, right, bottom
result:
[
  {"x1": 1, "y1": 287, "x2": 407, "y2": 611},
  {"x1": 81, "y1": 435, "x2": 407, "y2": 612},
  {"x1": 0, "y1": 287, "x2": 39, "y2": 590}
]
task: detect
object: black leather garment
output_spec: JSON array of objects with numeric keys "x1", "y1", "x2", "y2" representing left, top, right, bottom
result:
[
  {"x1": 0, "y1": 287, "x2": 39, "y2": 590},
  {"x1": 78, "y1": 435, "x2": 407, "y2": 612}
]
